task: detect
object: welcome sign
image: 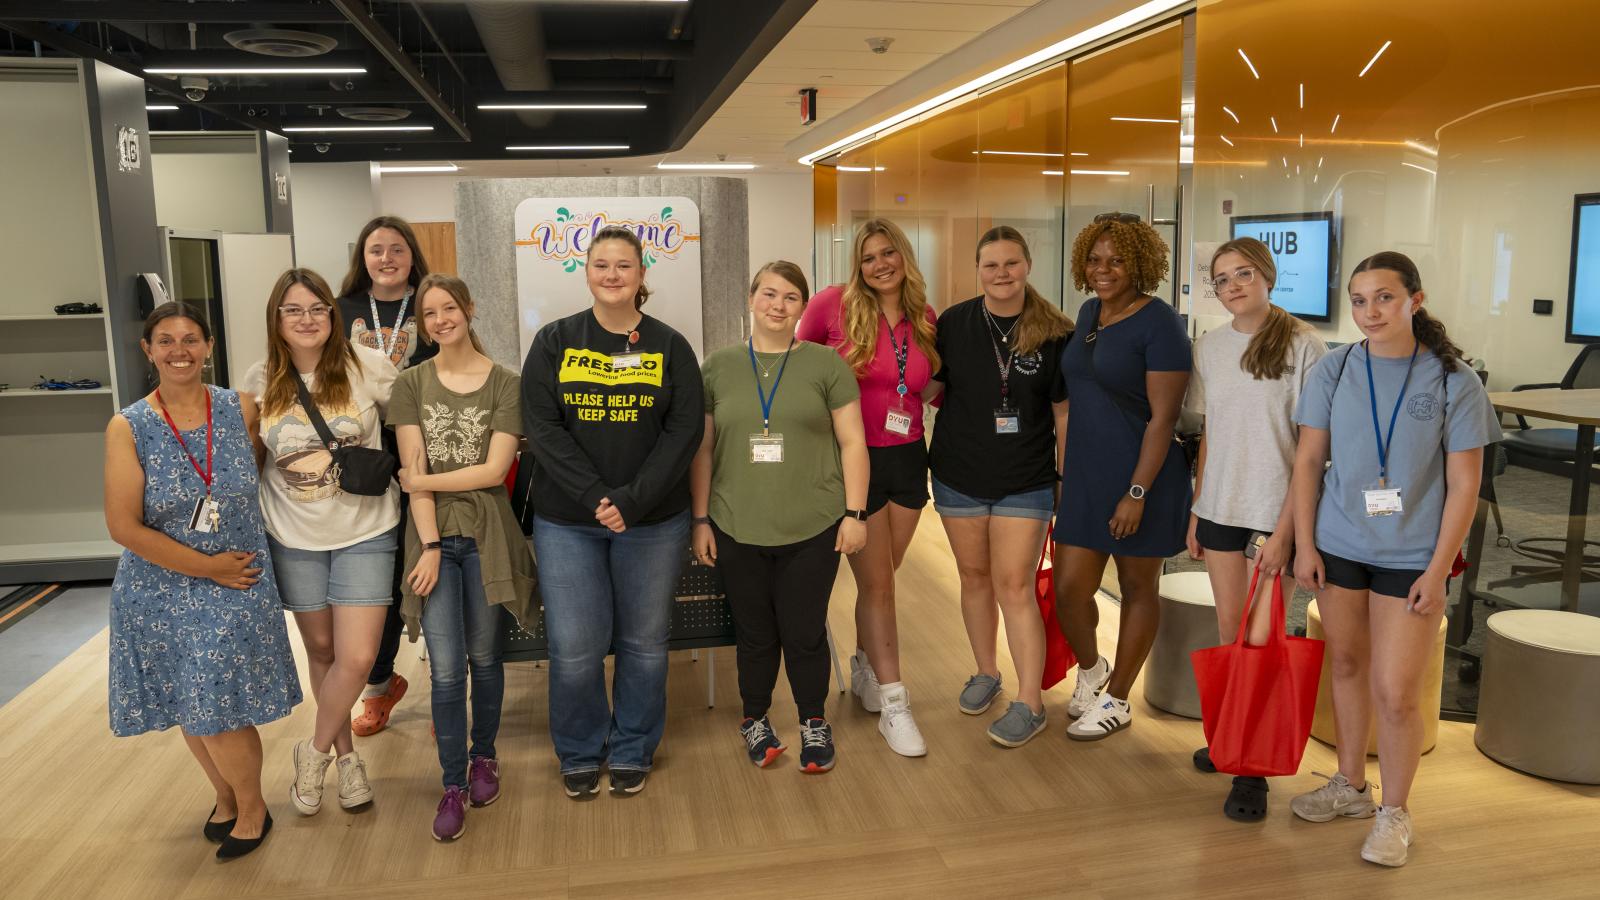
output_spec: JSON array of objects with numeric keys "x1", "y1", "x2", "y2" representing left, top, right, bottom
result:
[{"x1": 514, "y1": 196, "x2": 704, "y2": 359}]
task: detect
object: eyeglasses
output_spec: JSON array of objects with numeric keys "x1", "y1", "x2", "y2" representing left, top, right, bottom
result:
[
  {"x1": 1093, "y1": 212, "x2": 1141, "y2": 224},
  {"x1": 1211, "y1": 267, "x2": 1258, "y2": 291},
  {"x1": 279, "y1": 304, "x2": 332, "y2": 321}
]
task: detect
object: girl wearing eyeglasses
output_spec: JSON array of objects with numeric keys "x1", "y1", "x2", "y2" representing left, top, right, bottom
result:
[
  {"x1": 242, "y1": 268, "x2": 400, "y2": 820},
  {"x1": 1184, "y1": 237, "x2": 1327, "y2": 820}
]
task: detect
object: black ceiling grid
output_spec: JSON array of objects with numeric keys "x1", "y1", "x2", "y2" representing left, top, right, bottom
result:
[{"x1": 0, "y1": 0, "x2": 817, "y2": 163}]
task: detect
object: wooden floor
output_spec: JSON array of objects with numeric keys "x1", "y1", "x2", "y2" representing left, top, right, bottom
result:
[{"x1": 2, "y1": 514, "x2": 1596, "y2": 899}]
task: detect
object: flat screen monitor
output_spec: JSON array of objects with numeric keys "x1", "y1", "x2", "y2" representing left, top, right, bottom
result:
[
  {"x1": 1565, "y1": 193, "x2": 1600, "y2": 343},
  {"x1": 1228, "y1": 211, "x2": 1337, "y2": 322}
]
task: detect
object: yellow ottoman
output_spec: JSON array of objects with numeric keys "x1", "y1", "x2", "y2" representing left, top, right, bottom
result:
[{"x1": 1306, "y1": 599, "x2": 1445, "y2": 755}]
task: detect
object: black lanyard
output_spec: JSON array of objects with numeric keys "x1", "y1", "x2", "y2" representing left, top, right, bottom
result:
[
  {"x1": 982, "y1": 311, "x2": 1016, "y2": 408},
  {"x1": 747, "y1": 338, "x2": 794, "y2": 436},
  {"x1": 1363, "y1": 340, "x2": 1419, "y2": 487},
  {"x1": 884, "y1": 314, "x2": 910, "y2": 399}
]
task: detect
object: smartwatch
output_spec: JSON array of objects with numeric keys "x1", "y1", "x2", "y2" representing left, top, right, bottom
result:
[
  {"x1": 1126, "y1": 484, "x2": 1147, "y2": 501},
  {"x1": 844, "y1": 508, "x2": 869, "y2": 522}
]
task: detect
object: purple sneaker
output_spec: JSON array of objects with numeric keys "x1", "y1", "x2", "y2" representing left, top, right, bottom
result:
[
  {"x1": 432, "y1": 786, "x2": 466, "y2": 842},
  {"x1": 468, "y1": 756, "x2": 501, "y2": 807}
]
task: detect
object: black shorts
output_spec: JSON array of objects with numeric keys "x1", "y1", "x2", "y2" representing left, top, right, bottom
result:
[
  {"x1": 866, "y1": 441, "x2": 929, "y2": 515},
  {"x1": 1319, "y1": 549, "x2": 1426, "y2": 597},
  {"x1": 1195, "y1": 517, "x2": 1255, "y2": 553}
]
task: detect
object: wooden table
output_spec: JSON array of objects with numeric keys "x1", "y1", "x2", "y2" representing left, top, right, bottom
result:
[{"x1": 1459, "y1": 390, "x2": 1600, "y2": 652}]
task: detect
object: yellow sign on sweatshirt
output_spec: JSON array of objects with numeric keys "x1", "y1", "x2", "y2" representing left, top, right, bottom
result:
[{"x1": 557, "y1": 349, "x2": 665, "y2": 387}]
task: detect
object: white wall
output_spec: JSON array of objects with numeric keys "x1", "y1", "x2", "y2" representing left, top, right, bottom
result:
[
  {"x1": 151, "y1": 134, "x2": 265, "y2": 233},
  {"x1": 288, "y1": 161, "x2": 378, "y2": 289}
]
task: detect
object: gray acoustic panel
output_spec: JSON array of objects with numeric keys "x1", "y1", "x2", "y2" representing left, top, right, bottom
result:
[{"x1": 455, "y1": 176, "x2": 750, "y2": 369}]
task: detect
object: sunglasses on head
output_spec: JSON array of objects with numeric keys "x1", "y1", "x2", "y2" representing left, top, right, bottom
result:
[{"x1": 1093, "y1": 212, "x2": 1142, "y2": 224}]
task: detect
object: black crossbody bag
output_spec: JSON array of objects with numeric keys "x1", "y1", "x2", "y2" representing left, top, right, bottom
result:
[
  {"x1": 1082, "y1": 298, "x2": 1202, "y2": 471},
  {"x1": 293, "y1": 376, "x2": 397, "y2": 496}
]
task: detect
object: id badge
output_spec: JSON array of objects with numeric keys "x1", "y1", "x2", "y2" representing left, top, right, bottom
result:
[
  {"x1": 190, "y1": 496, "x2": 221, "y2": 533},
  {"x1": 884, "y1": 399, "x2": 913, "y2": 437},
  {"x1": 1363, "y1": 483, "x2": 1403, "y2": 517},
  {"x1": 612, "y1": 353, "x2": 643, "y2": 369},
  {"x1": 993, "y1": 407, "x2": 1020, "y2": 435},
  {"x1": 749, "y1": 434, "x2": 785, "y2": 463}
]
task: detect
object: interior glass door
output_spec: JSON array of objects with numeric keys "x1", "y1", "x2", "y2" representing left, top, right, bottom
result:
[{"x1": 167, "y1": 236, "x2": 230, "y2": 387}]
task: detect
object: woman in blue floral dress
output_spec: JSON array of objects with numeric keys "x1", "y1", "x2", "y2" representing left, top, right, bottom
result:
[{"x1": 104, "y1": 302, "x2": 302, "y2": 860}]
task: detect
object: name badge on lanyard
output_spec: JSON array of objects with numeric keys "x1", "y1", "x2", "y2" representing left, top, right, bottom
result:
[
  {"x1": 1363, "y1": 341, "x2": 1418, "y2": 518},
  {"x1": 750, "y1": 434, "x2": 785, "y2": 463},
  {"x1": 748, "y1": 337, "x2": 795, "y2": 461},
  {"x1": 985, "y1": 305, "x2": 1018, "y2": 434},
  {"x1": 156, "y1": 387, "x2": 221, "y2": 533},
  {"x1": 884, "y1": 316, "x2": 914, "y2": 436}
]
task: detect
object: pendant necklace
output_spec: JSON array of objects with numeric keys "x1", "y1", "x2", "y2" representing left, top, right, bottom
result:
[{"x1": 983, "y1": 303, "x2": 1020, "y2": 344}]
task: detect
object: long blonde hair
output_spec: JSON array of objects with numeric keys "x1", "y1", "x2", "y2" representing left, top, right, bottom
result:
[
  {"x1": 841, "y1": 218, "x2": 938, "y2": 374},
  {"x1": 976, "y1": 226, "x2": 1073, "y2": 356},
  {"x1": 1209, "y1": 237, "x2": 1313, "y2": 381},
  {"x1": 262, "y1": 268, "x2": 360, "y2": 417},
  {"x1": 415, "y1": 273, "x2": 487, "y2": 354}
]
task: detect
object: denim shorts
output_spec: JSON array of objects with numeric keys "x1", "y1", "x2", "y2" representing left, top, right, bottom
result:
[
  {"x1": 931, "y1": 476, "x2": 1055, "y2": 521},
  {"x1": 268, "y1": 525, "x2": 399, "y2": 612}
]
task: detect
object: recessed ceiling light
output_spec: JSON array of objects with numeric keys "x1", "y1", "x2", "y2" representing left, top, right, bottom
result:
[
  {"x1": 973, "y1": 150, "x2": 1064, "y2": 157},
  {"x1": 284, "y1": 125, "x2": 433, "y2": 132},
  {"x1": 656, "y1": 162, "x2": 756, "y2": 170},
  {"x1": 1358, "y1": 40, "x2": 1392, "y2": 78},
  {"x1": 1237, "y1": 48, "x2": 1260, "y2": 79},
  {"x1": 1299, "y1": 84, "x2": 1305, "y2": 109},
  {"x1": 1110, "y1": 116, "x2": 1179, "y2": 124},
  {"x1": 376, "y1": 164, "x2": 461, "y2": 173},
  {"x1": 1270, "y1": 116, "x2": 1279, "y2": 133},
  {"x1": 1070, "y1": 151, "x2": 1089, "y2": 157},
  {"x1": 508, "y1": 144, "x2": 630, "y2": 151},
  {"x1": 1330, "y1": 113, "x2": 1341, "y2": 133},
  {"x1": 477, "y1": 103, "x2": 647, "y2": 111},
  {"x1": 1069, "y1": 169, "x2": 1131, "y2": 176},
  {"x1": 837, "y1": 166, "x2": 886, "y2": 172},
  {"x1": 144, "y1": 66, "x2": 366, "y2": 75},
  {"x1": 146, "y1": 105, "x2": 179, "y2": 111}
]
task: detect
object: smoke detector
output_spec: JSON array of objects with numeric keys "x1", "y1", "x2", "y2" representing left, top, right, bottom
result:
[
  {"x1": 224, "y1": 29, "x2": 337, "y2": 57},
  {"x1": 865, "y1": 36, "x2": 894, "y2": 54},
  {"x1": 338, "y1": 107, "x2": 413, "y2": 122}
]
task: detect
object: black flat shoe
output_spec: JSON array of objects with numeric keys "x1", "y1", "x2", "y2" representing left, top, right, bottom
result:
[
  {"x1": 1193, "y1": 746, "x2": 1217, "y2": 773},
  {"x1": 217, "y1": 812, "x2": 272, "y2": 860},
  {"x1": 203, "y1": 806, "x2": 237, "y2": 844},
  {"x1": 1224, "y1": 776, "x2": 1269, "y2": 822}
]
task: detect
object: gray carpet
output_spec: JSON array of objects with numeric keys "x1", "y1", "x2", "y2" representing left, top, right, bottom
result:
[{"x1": 0, "y1": 584, "x2": 110, "y2": 707}]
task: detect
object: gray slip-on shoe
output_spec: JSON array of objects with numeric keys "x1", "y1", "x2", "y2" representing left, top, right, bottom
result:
[
  {"x1": 959, "y1": 673, "x2": 1003, "y2": 715},
  {"x1": 987, "y1": 701, "x2": 1047, "y2": 748}
]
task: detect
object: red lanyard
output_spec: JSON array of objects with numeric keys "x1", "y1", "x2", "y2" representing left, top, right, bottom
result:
[{"x1": 154, "y1": 388, "x2": 214, "y2": 495}]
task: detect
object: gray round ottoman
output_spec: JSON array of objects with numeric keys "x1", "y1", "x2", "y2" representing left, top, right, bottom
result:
[
  {"x1": 1144, "y1": 571, "x2": 1216, "y2": 719},
  {"x1": 1475, "y1": 610, "x2": 1600, "y2": 784}
]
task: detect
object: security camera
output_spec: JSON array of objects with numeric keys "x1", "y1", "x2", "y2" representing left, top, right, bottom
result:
[
  {"x1": 315, "y1": 143, "x2": 330, "y2": 154},
  {"x1": 179, "y1": 75, "x2": 209, "y2": 102},
  {"x1": 865, "y1": 36, "x2": 894, "y2": 54}
]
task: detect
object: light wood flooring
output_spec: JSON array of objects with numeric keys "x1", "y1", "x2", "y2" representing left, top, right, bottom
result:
[{"x1": 2, "y1": 514, "x2": 1596, "y2": 899}]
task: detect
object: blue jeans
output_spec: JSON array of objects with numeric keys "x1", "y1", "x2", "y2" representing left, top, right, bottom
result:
[
  {"x1": 421, "y1": 537, "x2": 504, "y2": 789},
  {"x1": 532, "y1": 511, "x2": 690, "y2": 774}
]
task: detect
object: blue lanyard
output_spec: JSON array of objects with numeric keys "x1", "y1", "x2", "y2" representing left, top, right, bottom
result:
[
  {"x1": 884, "y1": 315, "x2": 910, "y2": 397},
  {"x1": 1363, "y1": 340, "x2": 1418, "y2": 486},
  {"x1": 747, "y1": 337, "x2": 794, "y2": 436}
]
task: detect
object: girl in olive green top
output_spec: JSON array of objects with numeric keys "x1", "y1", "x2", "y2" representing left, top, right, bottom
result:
[
  {"x1": 689, "y1": 261, "x2": 869, "y2": 774},
  {"x1": 390, "y1": 274, "x2": 534, "y2": 842}
]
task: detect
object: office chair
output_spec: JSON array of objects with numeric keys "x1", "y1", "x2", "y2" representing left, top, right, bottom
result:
[{"x1": 1501, "y1": 343, "x2": 1600, "y2": 478}]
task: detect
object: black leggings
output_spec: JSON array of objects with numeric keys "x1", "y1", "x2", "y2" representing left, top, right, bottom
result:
[
  {"x1": 712, "y1": 521, "x2": 841, "y2": 722},
  {"x1": 367, "y1": 500, "x2": 409, "y2": 685}
]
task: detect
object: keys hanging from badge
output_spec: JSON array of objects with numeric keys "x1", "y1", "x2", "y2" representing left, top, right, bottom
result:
[
  {"x1": 750, "y1": 433, "x2": 785, "y2": 463},
  {"x1": 190, "y1": 494, "x2": 222, "y2": 533},
  {"x1": 1363, "y1": 481, "x2": 1403, "y2": 517},
  {"x1": 993, "y1": 406, "x2": 1020, "y2": 435}
]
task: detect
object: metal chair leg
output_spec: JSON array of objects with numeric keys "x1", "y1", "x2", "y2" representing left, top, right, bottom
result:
[
  {"x1": 826, "y1": 622, "x2": 846, "y2": 694},
  {"x1": 706, "y1": 648, "x2": 715, "y2": 708}
]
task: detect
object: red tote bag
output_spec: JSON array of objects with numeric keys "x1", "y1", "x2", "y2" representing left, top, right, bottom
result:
[
  {"x1": 1035, "y1": 534, "x2": 1077, "y2": 690},
  {"x1": 1191, "y1": 569, "x2": 1324, "y2": 777}
]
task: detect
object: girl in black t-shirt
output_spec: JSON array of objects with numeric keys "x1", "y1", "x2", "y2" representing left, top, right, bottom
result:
[{"x1": 929, "y1": 226, "x2": 1072, "y2": 748}]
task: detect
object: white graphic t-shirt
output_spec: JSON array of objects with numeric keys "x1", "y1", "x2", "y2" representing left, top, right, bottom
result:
[{"x1": 242, "y1": 344, "x2": 400, "y2": 550}]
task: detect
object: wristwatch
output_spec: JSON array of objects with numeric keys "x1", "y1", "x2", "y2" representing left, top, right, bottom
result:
[
  {"x1": 421, "y1": 540, "x2": 443, "y2": 551},
  {"x1": 1126, "y1": 484, "x2": 1147, "y2": 501},
  {"x1": 844, "y1": 508, "x2": 869, "y2": 522}
]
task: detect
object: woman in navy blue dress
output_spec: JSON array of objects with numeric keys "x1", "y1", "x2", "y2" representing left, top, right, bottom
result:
[
  {"x1": 105, "y1": 302, "x2": 301, "y2": 860},
  {"x1": 1054, "y1": 213, "x2": 1192, "y2": 741}
]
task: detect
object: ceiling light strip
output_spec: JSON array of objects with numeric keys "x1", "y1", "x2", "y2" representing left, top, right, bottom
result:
[
  {"x1": 656, "y1": 162, "x2": 757, "y2": 170},
  {"x1": 508, "y1": 144, "x2": 630, "y2": 151},
  {"x1": 145, "y1": 67, "x2": 367, "y2": 75},
  {"x1": 1358, "y1": 40, "x2": 1393, "y2": 78},
  {"x1": 284, "y1": 125, "x2": 434, "y2": 132},
  {"x1": 1110, "y1": 116, "x2": 1179, "y2": 124},
  {"x1": 478, "y1": 104, "x2": 648, "y2": 111},
  {"x1": 145, "y1": 105, "x2": 178, "y2": 111},
  {"x1": 376, "y1": 165, "x2": 461, "y2": 173},
  {"x1": 1222, "y1": 106, "x2": 1239, "y2": 123},
  {"x1": 1237, "y1": 48, "x2": 1260, "y2": 79},
  {"x1": 797, "y1": 0, "x2": 1189, "y2": 166}
]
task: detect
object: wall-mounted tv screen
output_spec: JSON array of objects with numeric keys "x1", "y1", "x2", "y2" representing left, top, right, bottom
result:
[
  {"x1": 1565, "y1": 193, "x2": 1600, "y2": 343},
  {"x1": 1229, "y1": 211, "x2": 1337, "y2": 322}
]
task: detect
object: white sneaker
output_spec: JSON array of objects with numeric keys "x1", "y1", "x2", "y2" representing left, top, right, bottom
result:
[
  {"x1": 336, "y1": 750, "x2": 374, "y2": 809},
  {"x1": 1066, "y1": 657, "x2": 1112, "y2": 718},
  {"x1": 876, "y1": 683, "x2": 927, "y2": 757},
  {"x1": 291, "y1": 739, "x2": 334, "y2": 816},
  {"x1": 1066, "y1": 691, "x2": 1131, "y2": 741},
  {"x1": 1290, "y1": 772, "x2": 1378, "y2": 823},
  {"x1": 850, "y1": 649, "x2": 882, "y2": 713},
  {"x1": 1361, "y1": 806, "x2": 1413, "y2": 867}
]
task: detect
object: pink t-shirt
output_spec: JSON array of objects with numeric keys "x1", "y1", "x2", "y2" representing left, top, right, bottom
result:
[{"x1": 797, "y1": 284, "x2": 938, "y2": 447}]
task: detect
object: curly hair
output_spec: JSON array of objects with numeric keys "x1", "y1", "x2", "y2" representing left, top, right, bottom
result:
[{"x1": 1068, "y1": 216, "x2": 1169, "y2": 296}]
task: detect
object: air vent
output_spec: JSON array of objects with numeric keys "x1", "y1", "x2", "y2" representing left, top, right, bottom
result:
[
  {"x1": 224, "y1": 29, "x2": 337, "y2": 58},
  {"x1": 338, "y1": 107, "x2": 413, "y2": 122}
]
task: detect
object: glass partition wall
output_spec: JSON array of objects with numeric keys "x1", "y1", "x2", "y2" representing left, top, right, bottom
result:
[{"x1": 814, "y1": 0, "x2": 1600, "y2": 718}]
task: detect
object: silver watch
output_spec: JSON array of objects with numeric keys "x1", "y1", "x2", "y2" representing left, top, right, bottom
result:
[{"x1": 1127, "y1": 484, "x2": 1147, "y2": 501}]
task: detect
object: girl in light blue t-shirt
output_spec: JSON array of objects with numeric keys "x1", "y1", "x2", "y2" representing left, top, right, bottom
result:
[{"x1": 1288, "y1": 251, "x2": 1500, "y2": 869}]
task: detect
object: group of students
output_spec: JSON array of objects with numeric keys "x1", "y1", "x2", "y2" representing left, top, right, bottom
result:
[{"x1": 104, "y1": 210, "x2": 1498, "y2": 870}]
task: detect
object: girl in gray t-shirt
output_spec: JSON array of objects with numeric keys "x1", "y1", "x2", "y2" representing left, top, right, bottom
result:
[
  {"x1": 1185, "y1": 237, "x2": 1327, "y2": 821},
  {"x1": 1287, "y1": 251, "x2": 1500, "y2": 869}
]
